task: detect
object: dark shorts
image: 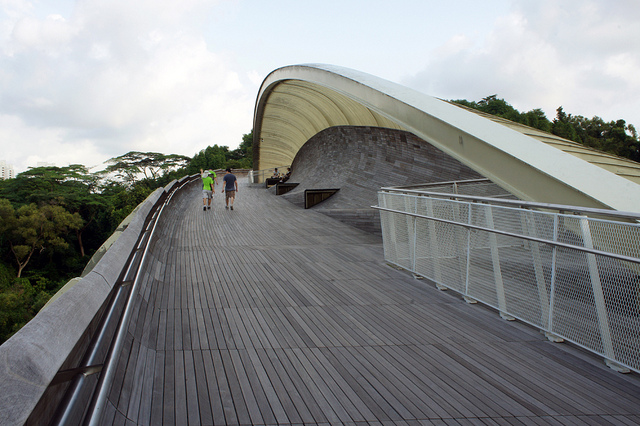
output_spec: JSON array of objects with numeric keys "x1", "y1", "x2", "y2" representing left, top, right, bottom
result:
[{"x1": 225, "y1": 190, "x2": 235, "y2": 200}]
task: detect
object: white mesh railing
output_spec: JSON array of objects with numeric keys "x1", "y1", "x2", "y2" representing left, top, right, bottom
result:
[{"x1": 375, "y1": 184, "x2": 640, "y2": 374}]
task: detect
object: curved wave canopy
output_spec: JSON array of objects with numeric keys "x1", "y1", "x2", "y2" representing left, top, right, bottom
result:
[{"x1": 253, "y1": 64, "x2": 640, "y2": 213}]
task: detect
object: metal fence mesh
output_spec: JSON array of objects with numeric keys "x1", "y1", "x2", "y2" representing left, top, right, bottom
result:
[{"x1": 377, "y1": 187, "x2": 640, "y2": 373}]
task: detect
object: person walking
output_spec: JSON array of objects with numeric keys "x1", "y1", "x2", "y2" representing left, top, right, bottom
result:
[
  {"x1": 201, "y1": 170, "x2": 215, "y2": 211},
  {"x1": 201, "y1": 168, "x2": 218, "y2": 185},
  {"x1": 222, "y1": 168, "x2": 238, "y2": 210}
]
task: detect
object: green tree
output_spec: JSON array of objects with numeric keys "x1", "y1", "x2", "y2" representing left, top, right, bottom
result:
[
  {"x1": 523, "y1": 109, "x2": 551, "y2": 132},
  {"x1": 453, "y1": 97, "x2": 640, "y2": 163},
  {"x1": 551, "y1": 107, "x2": 580, "y2": 142},
  {"x1": 1, "y1": 201, "x2": 83, "y2": 277},
  {"x1": 101, "y1": 181, "x2": 155, "y2": 229},
  {"x1": 102, "y1": 152, "x2": 191, "y2": 187},
  {"x1": 452, "y1": 96, "x2": 553, "y2": 133},
  {"x1": 185, "y1": 131, "x2": 254, "y2": 174},
  {"x1": 185, "y1": 145, "x2": 229, "y2": 175},
  {"x1": 0, "y1": 165, "x2": 112, "y2": 258}
]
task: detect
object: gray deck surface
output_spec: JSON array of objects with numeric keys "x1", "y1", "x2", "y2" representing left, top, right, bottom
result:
[{"x1": 101, "y1": 178, "x2": 640, "y2": 425}]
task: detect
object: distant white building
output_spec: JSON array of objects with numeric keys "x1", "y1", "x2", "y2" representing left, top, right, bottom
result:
[{"x1": 0, "y1": 160, "x2": 15, "y2": 180}]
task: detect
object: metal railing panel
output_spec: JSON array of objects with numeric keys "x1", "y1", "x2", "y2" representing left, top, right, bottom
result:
[
  {"x1": 375, "y1": 188, "x2": 640, "y2": 373},
  {"x1": 414, "y1": 197, "x2": 470, "y2": 293}
]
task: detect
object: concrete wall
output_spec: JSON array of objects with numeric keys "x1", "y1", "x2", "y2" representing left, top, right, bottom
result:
[{"x1": 279, "y1": 126, "x2": 484, "y2": 234}]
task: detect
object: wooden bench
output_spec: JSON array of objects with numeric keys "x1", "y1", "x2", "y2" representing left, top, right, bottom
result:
[{"x1": 265, "y1": 178, "x2": 280, "y2": 188}]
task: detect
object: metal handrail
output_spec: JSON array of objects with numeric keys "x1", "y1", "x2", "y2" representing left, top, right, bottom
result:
[
  {"x1": 372, "y1": 205, "x2": 640, "y2": 265},
  {"x1": 379, "y1": 186, "x2": 640, "y2": 221},
  {"x1": 48, "y1": 175, "x2": 198, "y2": 425},
  {"x1": 84, "y1": 176, "x2": 194, "y2": 425}
]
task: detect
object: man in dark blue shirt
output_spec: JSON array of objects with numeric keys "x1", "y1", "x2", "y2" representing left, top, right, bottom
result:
[{"x1": 222, "y1": 168, "x2": 238, "y2": 210}]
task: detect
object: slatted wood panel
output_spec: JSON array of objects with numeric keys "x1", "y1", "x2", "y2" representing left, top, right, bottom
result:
[{"x1": 101, "y1": 178, "x2": 640, "y2": 425}]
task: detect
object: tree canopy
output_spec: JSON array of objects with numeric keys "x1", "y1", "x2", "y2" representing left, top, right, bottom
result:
[
  {"x1": 451, "y1": 96, "x2": 640, "y2": 163},
  {"x1": 1, "y1": 200, "x2": 83, "y2": 277},
  {"x1": 0, "y1": 131, "x2": 254, "y2": 344}
]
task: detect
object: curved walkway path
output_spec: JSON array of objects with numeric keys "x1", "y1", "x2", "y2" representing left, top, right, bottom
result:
[{"x1": 100, "y1": 177, "x2": 640, "y2": 425}]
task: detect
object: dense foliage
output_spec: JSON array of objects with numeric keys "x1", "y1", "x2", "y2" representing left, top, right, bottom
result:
[
  {"x1": 0, "y1": 131, "x2": 253, "y2": 344},
  {"x1": 452, "y1": 95, "x2": 640, "y2": 162}
]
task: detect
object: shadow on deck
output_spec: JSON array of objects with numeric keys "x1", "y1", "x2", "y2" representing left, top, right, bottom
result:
[{"x1": 100, "y1": 178, "x2": 640, "y2": 425}]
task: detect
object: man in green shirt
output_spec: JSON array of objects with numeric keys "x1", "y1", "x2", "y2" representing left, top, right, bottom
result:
[{"x1": 201, "y1": 170, "x2": 215, "y2": 211}]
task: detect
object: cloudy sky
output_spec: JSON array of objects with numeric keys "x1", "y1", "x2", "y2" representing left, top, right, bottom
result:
[{"x1": 1, "y1": 0, "x2": 639, "y2": 173}]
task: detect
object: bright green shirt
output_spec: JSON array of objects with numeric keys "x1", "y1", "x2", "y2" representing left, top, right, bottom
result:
[{"x1": 202, "y1": 176, "x2": 214, "y2": 191}]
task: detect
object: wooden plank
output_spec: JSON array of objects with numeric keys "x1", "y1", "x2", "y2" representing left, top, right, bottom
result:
[
  {"x1": 125, "y1": 340, "x2": 148, "y2": 422},
  {"x1": 307, "y1": 346, "x2": 378, "y2": 422},
  {"x1": 388, "y1": 344, "x2": 489, "y2": 419},
  {"x1": 219, "y1": 349, "x2": 251, "y2": 425},
  {"x1": 246, "y1": 307, "x2": 280, "y2": 349},
  {"x1": 237, "y1": 349, "x2": 278, "y2": 424},
  {"x1": 353, "y1": 345, "x2": 446, "y2": 420},
  {"x1": 135, "y1": 346, "x2": 156, "y2": 425},
  {"x1": 173, "y1": 351, "x2": 188, "y2": 425},
  {"x1": 254, "y1": 348, "x2": 305, "y2": 424},
  {"x1": 208, "y1": 308, "x2": 231, "y2": 350},
  {"x1": 239, "y1": 307, "x2": 272, "y2": 349},
  {"x1": 258, "y1": 306, "x2": 303, "y2": 349},
  {"x1": 183, "y1": 350, "x2": 201, "y2": 425},
  {"x1": 475, "y1": 340, "x2": 629, "y2": 414},
  {"x1": 404, "y1": 344, "x2": 515, "y2": 418},
  {"x1": 115, "y1": 337, "x2": 139, "y2": 415},
  {"x1": 273, "y1": 347, "x2": 329, "y2": 423},
  {"x1": 191, "y1": 350, "x2": 213, "y2": 426},
  {"x1": 149, "y1": 350, "x2": 165, "y2": 426},
  {"x1": 162, "y1": 350, "x2": 175, "y2": 424},
  {"x1": 208, "y1": 349, "x2": 236, "y2": 425},
  {"x1": 376, "y1": 345, "x2": 464, "y2": 419},
  {"x1": 326, "y1": 345, "x2": 402, "y2": 422},
  {"x1": 193, "y1": 308, "x2": 209, "y2": 351},
  {"x1": 100, "y1": 400, "x2": 117, "y2": 425},
  {"x1": 334, "y1": 345, "x2": 422, "y2": 420}
]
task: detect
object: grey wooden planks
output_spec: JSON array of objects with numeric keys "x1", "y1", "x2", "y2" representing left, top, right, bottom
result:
[{"x1": 101, "y1": 178, "x2": 640, "y2": 425}]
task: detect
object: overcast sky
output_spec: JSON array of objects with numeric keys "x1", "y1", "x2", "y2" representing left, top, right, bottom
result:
[{"x1": 1, "y1": 0, "x2": 639, "y2": 173}]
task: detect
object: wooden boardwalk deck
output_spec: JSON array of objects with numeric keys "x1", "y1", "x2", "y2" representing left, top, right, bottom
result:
[{"x1": 100, "y1": 177, "x2": 640, "y2": 425}]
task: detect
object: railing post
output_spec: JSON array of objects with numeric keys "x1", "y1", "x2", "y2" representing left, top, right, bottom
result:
[
  {"x1": 523, "y1": 210, "x2": 551, "y2": 328},
  {"x1": 412, "y1": 196, "x2": 418, "y2": 274},
  {"x1": 484, "y1": 204, "x2": 514, "y2": 320},
  {"x1": 463, "y1": 203, "x2": 474, "y2": 303},
  {"x1": 578, "y1": 217, "x2": 628, "y2": 372},
  {"x1": 546, "y1": 215, "x2": 563, "y2": 342},
  {"x1": 423, "y1": 197, "x2": 444, "y2": 287},
  {"x1": 380, "y1": 192, "x2": 397, "y2": 265}
]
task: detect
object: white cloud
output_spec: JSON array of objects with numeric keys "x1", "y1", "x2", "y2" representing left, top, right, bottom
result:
[
  {"x1": 404, "y1": 0, "x2": 640, "y2": 125},
  {"x1": 1, "y1": 0, "x2": 254, "y2": 173},
  {"x1": 2, "y1": 0, "x2": 639, "y2": 175},
  {"x1": 0, "y1": 113, "x2": 106, "y2": 171}
]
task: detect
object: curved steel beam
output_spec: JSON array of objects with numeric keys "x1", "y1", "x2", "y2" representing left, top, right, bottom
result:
[{"x1": 253, "y1": 64, "x2": 640, "y2": 213}]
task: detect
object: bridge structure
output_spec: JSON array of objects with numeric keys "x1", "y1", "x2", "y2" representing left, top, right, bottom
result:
[{"x1": 1, "y1": 64, "x2": 640, "y2": 425}]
